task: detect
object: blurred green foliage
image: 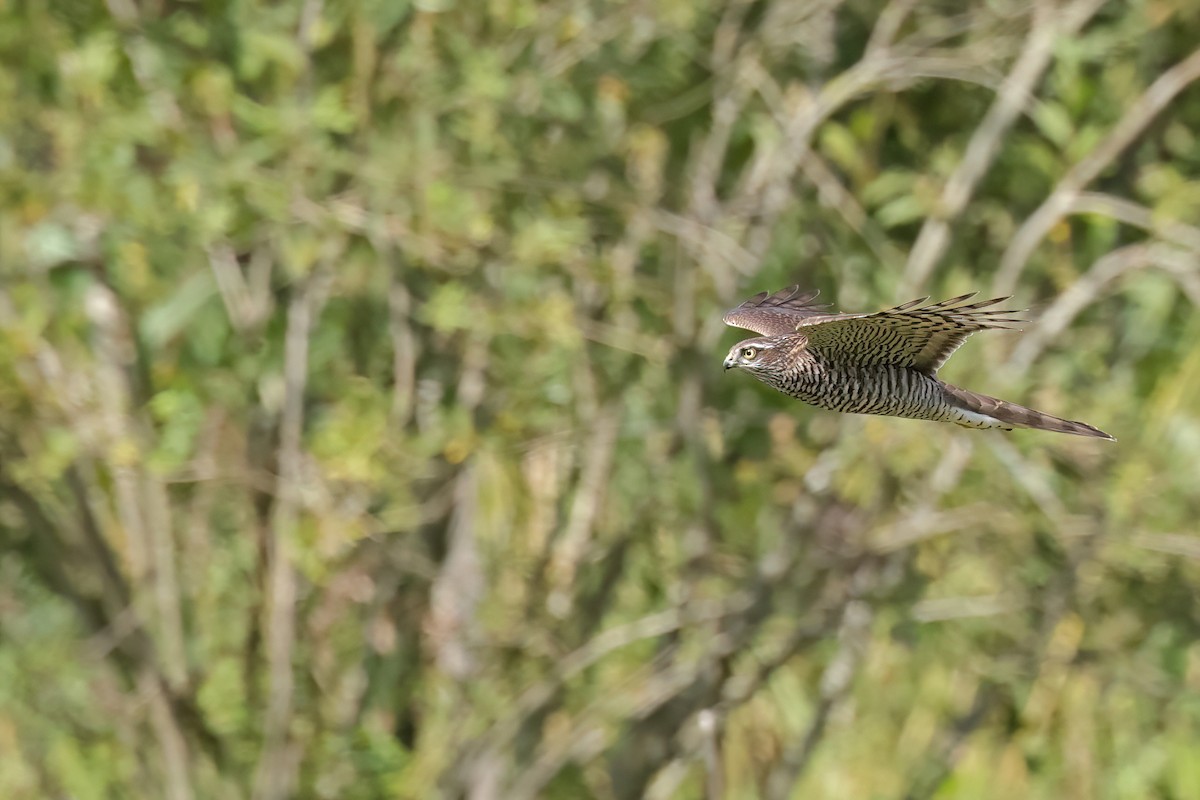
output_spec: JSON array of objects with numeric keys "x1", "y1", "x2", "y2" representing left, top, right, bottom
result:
[{"x1": 2, "y1": 1, "x2": 1200, "y2": 798}]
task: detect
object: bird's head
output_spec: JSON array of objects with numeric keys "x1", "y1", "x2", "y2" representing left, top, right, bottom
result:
[{"x1": 723, "y1": 337, "x2": 789, "y2": 373}]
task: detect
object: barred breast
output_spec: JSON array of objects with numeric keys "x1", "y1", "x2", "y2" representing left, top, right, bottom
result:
[{"x1": 780, "y1": 363, "x2": 957, "y2": 423}]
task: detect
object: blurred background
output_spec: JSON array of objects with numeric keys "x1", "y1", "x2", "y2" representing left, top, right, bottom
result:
[{"x1": 2, "y1": 1, "x2": 1200, "y2": 798}]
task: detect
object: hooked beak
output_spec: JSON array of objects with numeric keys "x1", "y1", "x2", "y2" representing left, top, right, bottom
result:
[{"x1": 723, "y1": 356, "x2": 737, "y2": 371}]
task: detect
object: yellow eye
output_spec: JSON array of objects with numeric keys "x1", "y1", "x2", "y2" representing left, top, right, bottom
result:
[{"x1": 741, "y1": 347, "x2": 758, "y2": 360}]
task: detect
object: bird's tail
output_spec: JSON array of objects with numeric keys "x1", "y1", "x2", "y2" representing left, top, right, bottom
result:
[{"x1": 941, "y1": 383, "x2": 1115, "y2": 441}]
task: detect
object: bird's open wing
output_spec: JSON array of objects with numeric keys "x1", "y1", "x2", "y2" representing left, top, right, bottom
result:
[
  {"x1": 797, "y1": 294, "x2": 1024, "y2": 374},
  {"x1": 722, "y1": 286, "x2": 833, "y2": 336}
]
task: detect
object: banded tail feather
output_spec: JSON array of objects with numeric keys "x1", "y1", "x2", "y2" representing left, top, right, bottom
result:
[{"x1": 942, "y1": 383, "x2": 1115, "y2": 441}]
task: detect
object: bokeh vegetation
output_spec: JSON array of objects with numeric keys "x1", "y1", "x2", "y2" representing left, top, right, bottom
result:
[{"x1": 3, "y1": 1, "x2": 1200, "y2": 798}]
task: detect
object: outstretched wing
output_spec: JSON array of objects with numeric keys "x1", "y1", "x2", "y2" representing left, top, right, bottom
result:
[
  {"x1": 722, "y1": 286, "x2": 833, "y2": 336},
  {"x1": 798, "y1": 294, "x2": 1024, "y2": 374}
]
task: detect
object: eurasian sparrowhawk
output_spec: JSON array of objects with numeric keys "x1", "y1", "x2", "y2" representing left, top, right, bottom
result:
[{"x1": 723, "y1": 286, "x2": 1113, "y2": 440}]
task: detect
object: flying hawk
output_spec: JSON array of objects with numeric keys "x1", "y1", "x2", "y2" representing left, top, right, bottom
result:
[{"x1": 722, "y1": 286, "x2": 1113, "y2": 440}]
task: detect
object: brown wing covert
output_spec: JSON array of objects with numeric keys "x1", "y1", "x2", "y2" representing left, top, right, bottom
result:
[{"x1": 721, "y1": 286, "x2": 833, "y2": 336}]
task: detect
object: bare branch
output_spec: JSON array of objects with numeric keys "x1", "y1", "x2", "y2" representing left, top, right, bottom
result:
[
  {"x1": 864, "y1": 0, "x2": 918, "y2": 58},
  {"x1": 903, "y1": 0, "x2": 1105, "y2": 294},
  {"x1": 984, "y1": 437, "x2": 1070, "y2": 524},
  {"x1": 764, "y1": 596, "x2": 873, "y2": 799},
  {"x1": 142, "y1": 670, "x2": 196, "y2": 800},
  {"x1": 84, "y1": 285, "x2": 149, "y2": 579},
  {"x1": 1069, "y1": 191, "x2": 1200, "y2": 254},
  {"x1": 869, "y1": 503, "x2": 998, "y2": 553},
  {"x1": 1007, "y1": 242, "x2": 1192, "y2": 371},
  {"x1": 698, "y1": 708, "x2": 724, "y2": 800},
  {"x1": 252, "y1": 268, "x2": 332, "y2": 800},
  {"x1": 388, "y1": 277, "x2": 417, "y2": 425},
  {"x1": 143, "y1": 476, "x2": 188, "y2": 691},
  {"x1": 427, "y1": 464, "x2": 484, "y2": 679},
  {"x1": 901, "y1": 682, "x2": 1000, "y2": 800},
  {"x1": 688, "y1": 54, "x2": 758, "y2": 227},
  {"x1": 649, "y1": 209, "x2": 759, "y2": 279},
  {"x1": 800, "y1": 148, "x2": 905, "y2": 266},
  {"x1": 547, "y1": 406, "x2": 622, "y2": 617},
  {"x1": 996, "y1": 47, "x2": 1200, "y2": 294},
  {"x1": 208, "y1": 244, "x2": 253, "y2": 331},
  {"x1": 911, "y1": 594, "x2": 1020, "y2": 622},
  {"x1": 1133, "y1": 532, "x2": 1200, "y2": 560},
  {"x1": 84, "y1": 285, "x2": 189, "y2": 689},
  {"x1": 487, "y1": 599, "x2": 740, "y2": 756},
  {"x1": 735, "y1": 50, "x2": 1005, "y2": 264}
]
